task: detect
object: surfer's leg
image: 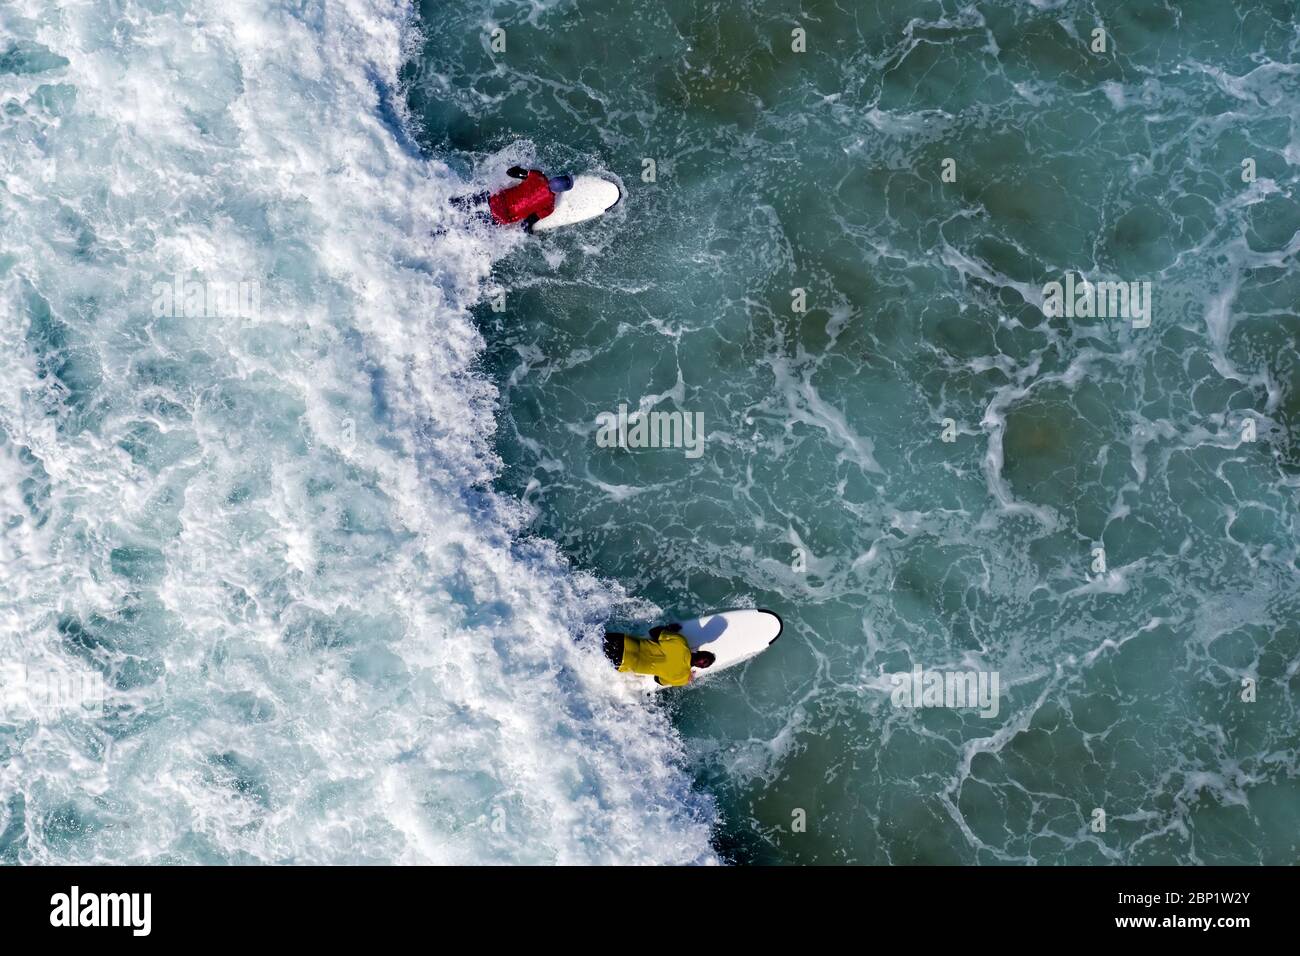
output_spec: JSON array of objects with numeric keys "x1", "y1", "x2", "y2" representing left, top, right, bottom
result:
[
  {"x1": 602, "y1": 633, "x2": 625, "y2": 666},
  {"x1": 449, "y1": 190, "x2": 489, "y2": 210}
]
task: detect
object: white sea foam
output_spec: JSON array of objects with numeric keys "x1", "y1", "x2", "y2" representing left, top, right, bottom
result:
[{"x1": 0, "y1": 0, "x2": 715, "y2": 864}]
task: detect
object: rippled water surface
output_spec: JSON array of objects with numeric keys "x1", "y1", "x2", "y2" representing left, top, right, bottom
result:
[{"x1": 408, "y1": 0, "x2": 1300, "y2": 863}]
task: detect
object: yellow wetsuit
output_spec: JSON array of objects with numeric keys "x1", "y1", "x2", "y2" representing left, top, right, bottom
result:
[{"x1": 618, "y1": 633, "x2": 692, "y2": 686}]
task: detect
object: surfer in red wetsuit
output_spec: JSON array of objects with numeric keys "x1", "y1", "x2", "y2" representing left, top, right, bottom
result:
[{"x1": 451, "y1": 167, "x2": 574, "y2": 232}]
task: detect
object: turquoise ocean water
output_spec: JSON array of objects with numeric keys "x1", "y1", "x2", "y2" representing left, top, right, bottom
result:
[
  {"x1": 408, "y1": 0, "x2": 1300, "y2": 863},
  {"x1": 0, "y1": 0, "x2": 1296, "y2": 864}
]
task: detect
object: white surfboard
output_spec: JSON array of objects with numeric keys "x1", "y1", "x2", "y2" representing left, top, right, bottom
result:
[
  {"x1": 630, "y1": 608, "x2": 783, "y2": 691},
  {"x1": 533, "y1": 174, "x2": 621, "y2": 232}
]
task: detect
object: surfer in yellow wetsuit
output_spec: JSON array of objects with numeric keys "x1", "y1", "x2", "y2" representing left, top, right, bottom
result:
[{"x1": 603, "y1": 624, "x2": 716, "y2": 686}]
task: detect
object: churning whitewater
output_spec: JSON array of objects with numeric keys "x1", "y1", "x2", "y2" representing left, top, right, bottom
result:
[{"x1": 0, "y1": 0, "x2": 716, "y2": 863}]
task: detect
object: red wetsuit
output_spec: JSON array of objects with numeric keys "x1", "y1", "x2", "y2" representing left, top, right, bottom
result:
[{"x1": 488, "y1": 171, "x2": 556, "y2": 225}]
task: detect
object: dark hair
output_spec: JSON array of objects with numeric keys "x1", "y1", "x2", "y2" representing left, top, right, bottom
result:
[{"x1": 691, "y1": 651, "x2": 716, "y2": 669}]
